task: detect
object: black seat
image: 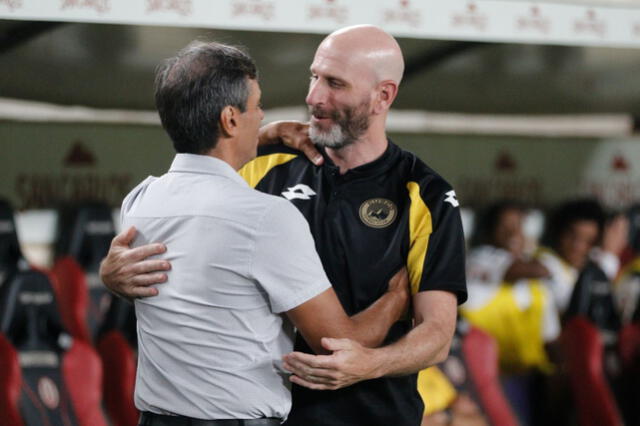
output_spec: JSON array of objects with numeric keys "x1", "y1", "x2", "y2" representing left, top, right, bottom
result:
[
  {"x1": 564, "y1": 261, "x2": 621, "y2": 335},
  {"x1": 52, "y1": 202, "x2": 116, "y2": 341},
  {"x1": 0, "y1": 267, "x2": 107, "y2": 425},
  {"x1": 0, "y1": 199, "x2": 23, "y2": 289}
]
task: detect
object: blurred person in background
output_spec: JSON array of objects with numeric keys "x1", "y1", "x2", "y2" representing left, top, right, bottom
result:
[
  {"x1": 538, "y1": 199, "x2": 627, "y2": 315},
  {"x1": 462, "y1": 201, "x2": 559, "y2": 374}
]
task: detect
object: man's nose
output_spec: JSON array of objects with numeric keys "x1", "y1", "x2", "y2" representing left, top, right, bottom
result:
[{"x1": 306, "y1": 79, "x2": 326, "y2": 107}]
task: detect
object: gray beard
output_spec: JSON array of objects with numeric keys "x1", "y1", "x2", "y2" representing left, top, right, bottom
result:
[
  {"x1": 308, "y1": 104, "x2": 371, "y2": 149},
  {"x1": 309, "y1": 123, "x2": 352, "y2": 149}
]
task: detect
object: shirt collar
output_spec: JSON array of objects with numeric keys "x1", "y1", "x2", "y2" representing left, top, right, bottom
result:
[
  {"x1": 168, "y1": 153, "x2": 248, "y2": 187},
  {"x1": 320, "y1": 139, "x2": 400, "y2": 180}
]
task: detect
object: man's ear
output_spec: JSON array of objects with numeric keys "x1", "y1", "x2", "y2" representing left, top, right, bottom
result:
[
  {"x1": 219, "y1": 105, "x2": 239, "y2": 137},
  {"x1": 372, "y1": 80, "x2": 399, "y2": 115}
]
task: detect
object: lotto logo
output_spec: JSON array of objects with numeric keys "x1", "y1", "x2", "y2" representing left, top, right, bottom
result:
[
  {"x1": 444, "y1": 190, "x2": 459, "y2": 207},
  {"x1": 282, "y1": 184, "x2": 317, "y2": 201}
]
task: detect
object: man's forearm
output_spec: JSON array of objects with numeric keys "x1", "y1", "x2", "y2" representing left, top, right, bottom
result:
[
  {"x1": 282, "y1": 290, "x2": 458, "y2": 390},
  {"x1": 345, "y1": 289, "x2": 407, "y2": 348},
  {"x1": 284, "y1": 291, "x2": 457, "y2": 390},
  {"x1": 365, "y1": 316, "x2": 454, "y2": 379},
  {"x1": 370, "y1": 291, "x2": 457, "y2": 377}
]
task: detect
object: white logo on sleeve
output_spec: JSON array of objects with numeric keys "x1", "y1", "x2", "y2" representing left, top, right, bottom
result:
[
  {"x1": 444, "y1": 190, "x2": 459, "y2": 207},
  {"x1": 282, "y1": 184, "x2": 317, "y2": 201}
]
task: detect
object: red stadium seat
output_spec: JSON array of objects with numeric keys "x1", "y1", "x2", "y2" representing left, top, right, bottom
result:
[
  {"x1": 0, "y1": 333, "x2": 23, "y2": 426},
  {"x1": 96, "y1": 298, "x2": 138, "y2": 426},
  {"x1": 561, "y1": 316, "x2": 622, "y2": 426},
  {"x1": 619, "y1": 322, "x2": 640, "y2": 370},
  {"x1": 426, "y1": 320, "x2": 518, "y2": 426},
  {"x1": 51, "y1": 203, "x2": 116, "y2": 342},
  {"x1": 462, "y1": 326, "x2": 519, "y2": 426},
  {"x1": 0, "y1": 267, "x2": 107, "y2": 426},
  {"x1": 51, "y1": 256, "x2": 91, "y2": 342}
]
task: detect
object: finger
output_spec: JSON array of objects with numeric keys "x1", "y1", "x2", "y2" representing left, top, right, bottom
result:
[
  {"x1": 123, "y1": 243, "x2": 167, "y2": 263},
  {"x1": 289, "y1": 374, "x2": 333, "y2": 391},
  {"x1": 130, "y1": 272, "x2": 168, "y2": 287},
  {"x1": 285, "y1": 351, "x2": 335, "y2": 369},
  {"x1": 112, "y1": 226, "x2": 137, "y2": 247},
  {"x1": 283, "y1": 360, "x2": 339, "y2": 380},
  {"x1": 128, "y1": 286, "x2": 160, "y2": 298},
  {"x1": 129, "y1": 259, "x2": 171, "y2": 275},
  {"x1": 299, "y1": 140, "x2": 323, "y2": 166},
  {"x1": 321, "y1": 337, "x2": 352, "y2": 352}
]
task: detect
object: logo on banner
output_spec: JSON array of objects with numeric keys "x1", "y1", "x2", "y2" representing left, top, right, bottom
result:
[
  {"x1": 457, "y1": 149, "x2": 541, "y2": 205},
  {"x1": 495, "y1": 150, "x2": 517, "y2": 172},
  {"x1": 0, "y1": 0, "x2": 23, "y2": 11},
  {"x1": 38, "y1": 377, "x2": 60, "y2": 410},
  {"x1": 382, "y1": 0, "x2": 421, "y2": 28},
  {"x1": 573, "y1": 9, "x2": 606, "y2": 37},
  {"x1": 64, "y1": 141, "x2": 96, "y2": 167},
  {"x1": 15, "y1": 141, "x2": 132, "y2": 209},
  {"x1": 60, "y1": 0, "x2": 110, "y2": 13},
  {"x1": 146, "y1": 0, "x2": 192, "y2": 16},
  {"x1": 451, "y1": 2, "x2": 487, "y2": 32},
  {"x1": 516, "y1": 5, "x2": 550, "y2": 34},
  {"x1": 308, "y1": 0, "x2": 349, "y2": 24},
  {"x1": 231, "y1": 0, "x2": 275, "y2": 21},
  {"x1": 611, "y1": 154, "x2": 630, "y2": 173}
]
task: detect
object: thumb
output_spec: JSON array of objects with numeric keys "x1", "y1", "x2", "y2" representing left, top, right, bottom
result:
[
  {"x1": 321, "y1": 337, "x2": 351, "y2": 352},
  {"x1": 301, "y1": 141, "x2": 323, "y2": 166},
  {"x1": 112, "y1": 226, "x2": 137, "y2": 247}
]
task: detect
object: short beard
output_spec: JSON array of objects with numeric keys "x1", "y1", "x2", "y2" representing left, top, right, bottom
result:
[{"x1": 309, "y1": 101, "x2": 371, "y2": 149}]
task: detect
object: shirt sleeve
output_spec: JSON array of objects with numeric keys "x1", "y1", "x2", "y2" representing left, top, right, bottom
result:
[
  {"x1": 250, "y1": 198, "x2": 332, "y2": 313},
  {"x1": 407, "y1": 177, "x2": 467, "y2": 304}
]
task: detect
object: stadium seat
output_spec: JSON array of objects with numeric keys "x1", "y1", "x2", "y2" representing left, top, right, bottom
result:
[
  {"x1": 96, "y1": 298, "x2": 138, "y2": 426},
  {"x1": 419, "y1": 320, "x2": 518, "y2": 426},
  {"x1": 0, "y1": 199, "x2": 22, "y2": 287},
  {"x1": 618, "y1": 321, "x2": 640, "y2": 425},
  {"x1": 0, "y1": 267, "x2": 107, "y2": 426},
  {"x1": 564, "y1": 261, "x2": 621, "y2": 334},
  {"x1": 51, "y1": 202, "x2": 116, "y2": 342},
  {"x1": 462, "y1": 325, "x2": 519, "y2": 426},
  {"x1": 561, "y1": 316, "x2": 622, "y2": 426},
  {"x1": 0, "y1": 333, "x2": 22, "y2": 426}
]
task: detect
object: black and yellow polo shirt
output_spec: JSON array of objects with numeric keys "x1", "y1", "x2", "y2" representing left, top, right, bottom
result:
[{"x1": 239, "y1": 140, "x2": 467, "y2": 426}]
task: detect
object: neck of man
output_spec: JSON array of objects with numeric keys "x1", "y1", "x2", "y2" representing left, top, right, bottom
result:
[
  {"x1": 206, "y1": 139, "x2": 244, "y2": 171},
  {"x1": 325, "y1": 121, "x2": 388, "y2": 174}
]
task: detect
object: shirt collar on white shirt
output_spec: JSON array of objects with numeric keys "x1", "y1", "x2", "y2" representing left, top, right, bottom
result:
[{"x1": 169, "y1": 153, "x2": 248, "y2": 187}]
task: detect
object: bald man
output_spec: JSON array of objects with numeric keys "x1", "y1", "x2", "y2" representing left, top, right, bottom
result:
[{"x1": 100, "y1": 26, "x2": 467, "y2": 426}]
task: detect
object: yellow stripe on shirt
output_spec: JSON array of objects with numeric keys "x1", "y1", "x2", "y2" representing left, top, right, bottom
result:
[
  {"x1": 238, "y1": 153, "x2": 298, "y2": 188},
  {"x1": 406, "y1": 181, "x2": 433, "y2": 295}
]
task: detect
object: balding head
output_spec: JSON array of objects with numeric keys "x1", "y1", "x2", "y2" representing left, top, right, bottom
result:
[
  {"x1": 306, "y1": 26, "x2": 404, "y2": 150},
  {"x1": 318, "y1": 25, "x2": 404, "y2": 85}
]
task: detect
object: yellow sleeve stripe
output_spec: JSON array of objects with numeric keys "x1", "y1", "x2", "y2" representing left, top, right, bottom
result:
[
  {"x1": 238, "y1": 153, "x2": 298, "y2": 188},
  {"x1": 406, "y1": 181, "x2": 433, "y2": 295},
  {"x1": 417, "y1": 366, "x2": 457, "y2": 415}
]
